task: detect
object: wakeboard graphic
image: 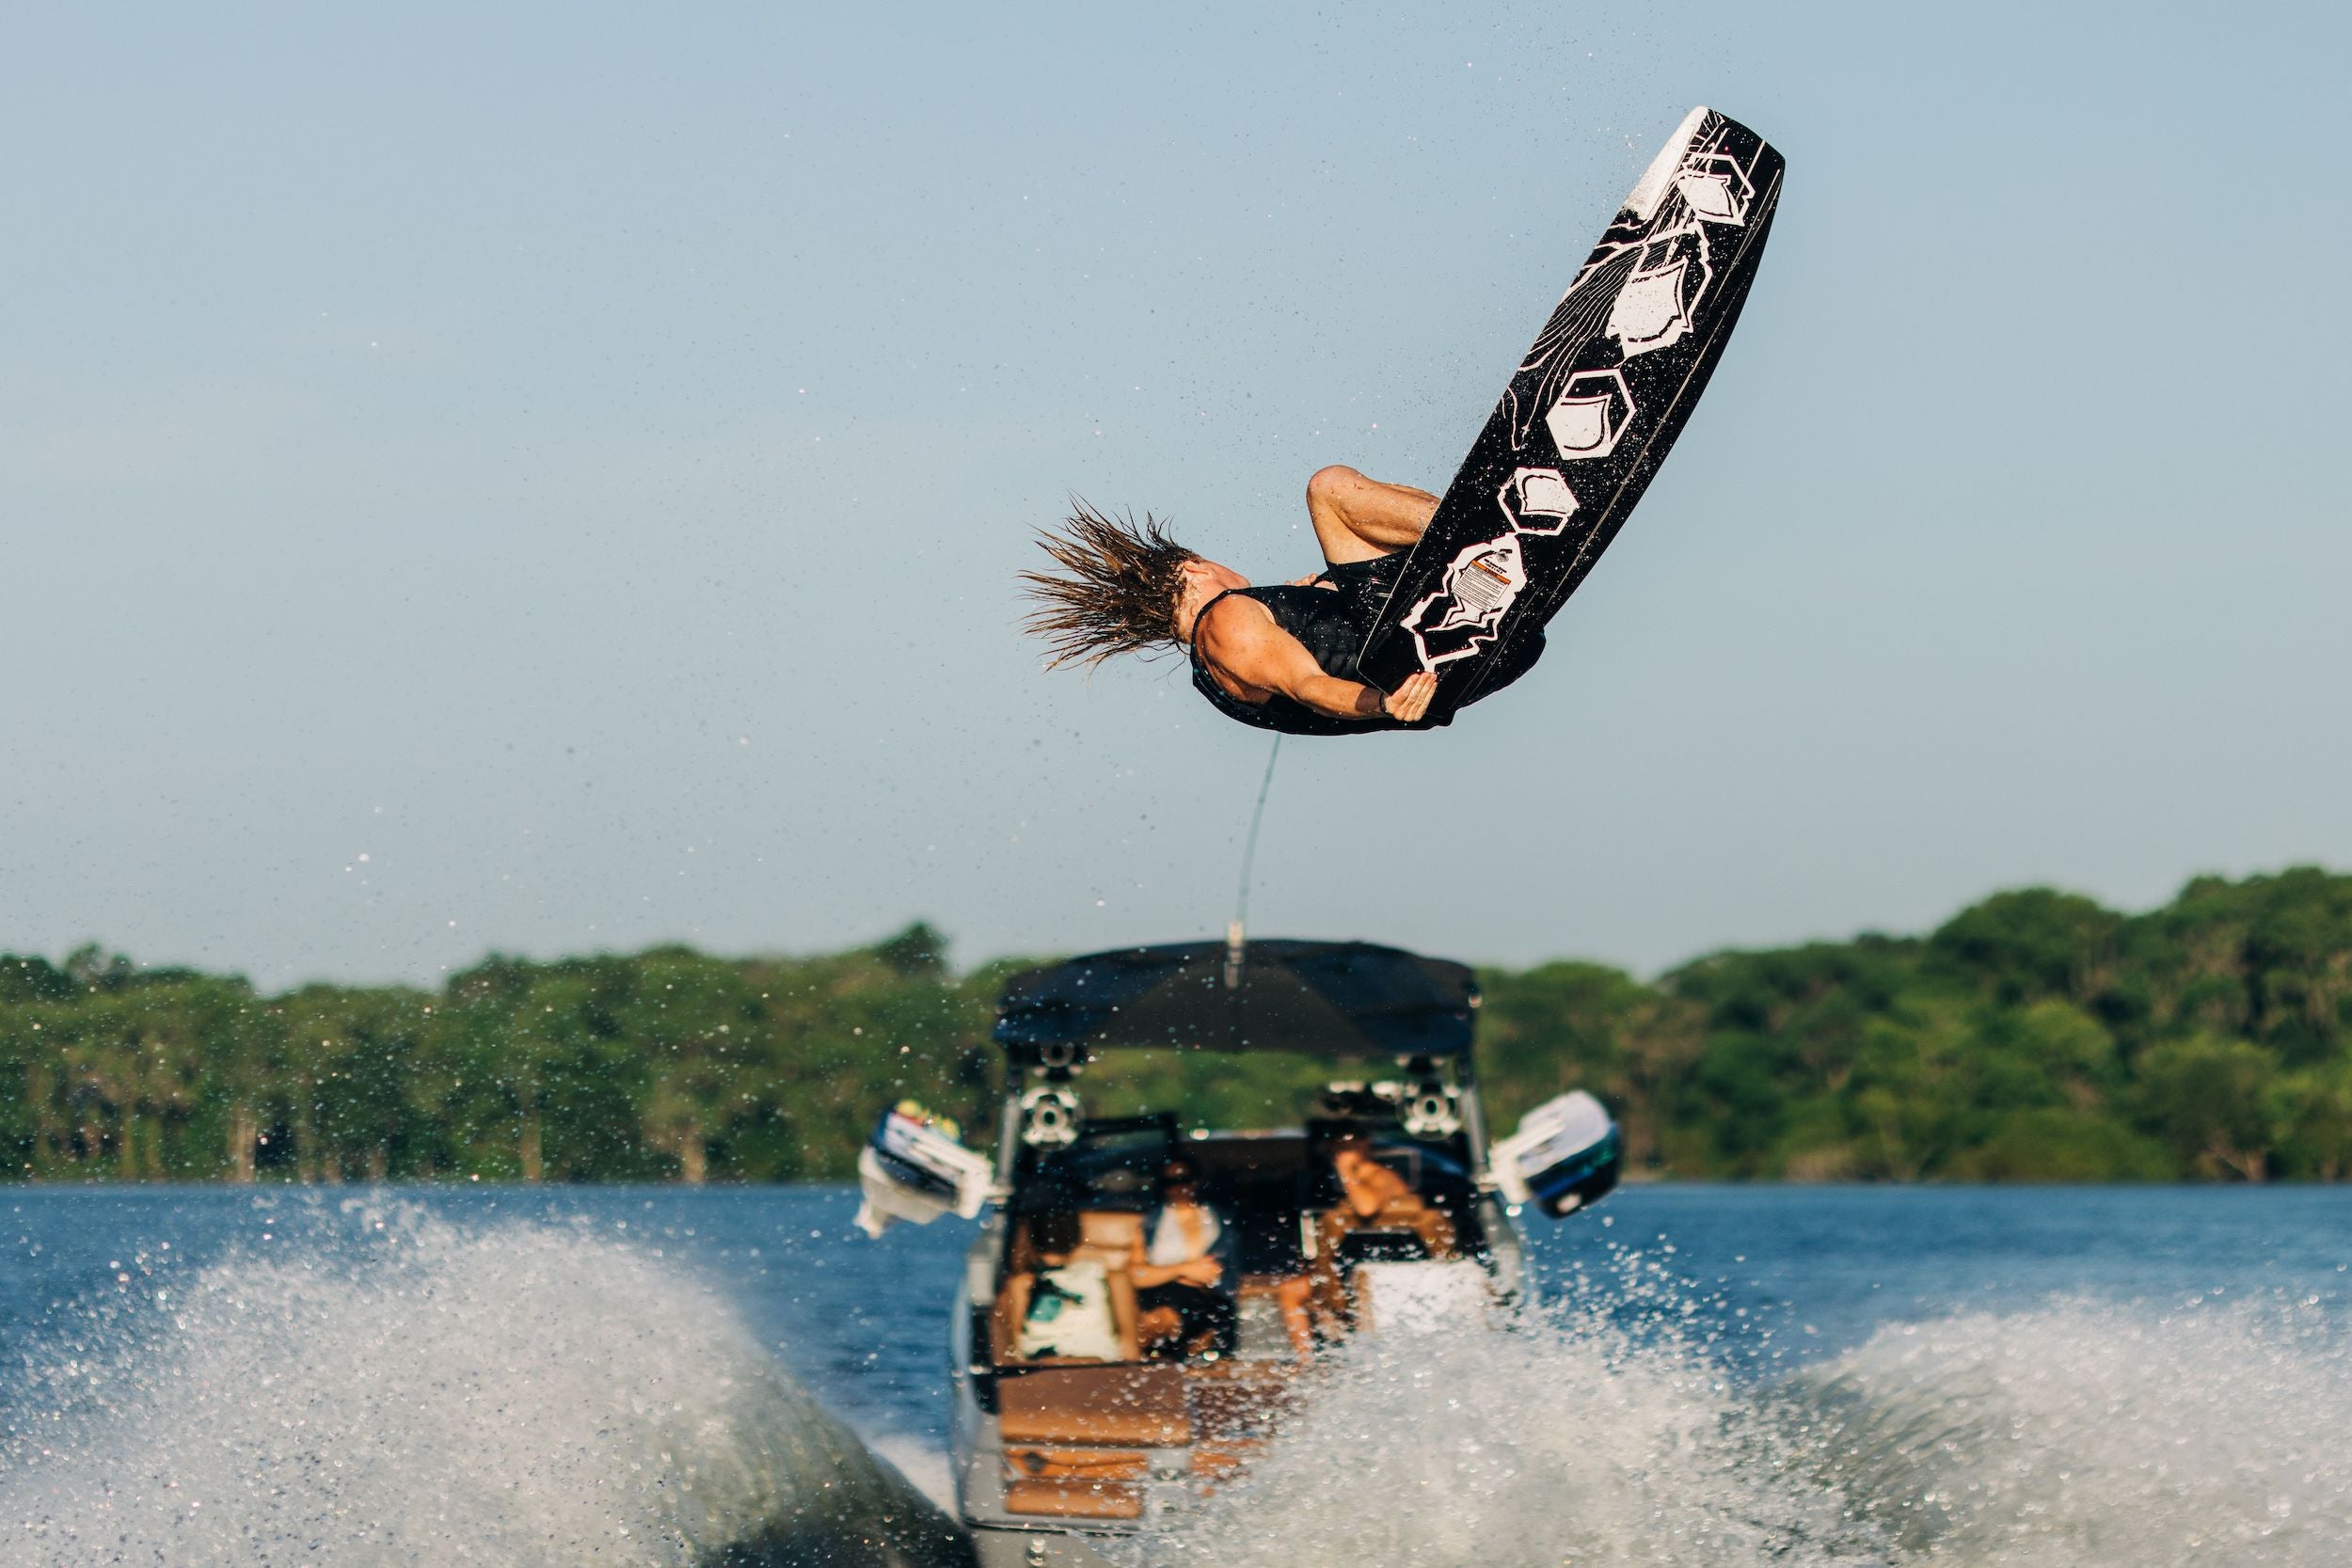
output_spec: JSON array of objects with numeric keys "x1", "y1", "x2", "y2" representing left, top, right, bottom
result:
[{"x1": 1359, "y1": 106, "x2": 1784, "y2": 720}]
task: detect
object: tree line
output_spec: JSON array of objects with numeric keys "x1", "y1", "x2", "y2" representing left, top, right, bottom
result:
[{"x1": 5, "y1": 868, "x2": 2350, "y2": 1183}]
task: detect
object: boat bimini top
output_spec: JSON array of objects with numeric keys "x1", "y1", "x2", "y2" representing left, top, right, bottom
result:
[{"x1": 993, "y1": 939, "x2": 1477, "y2": 1063}]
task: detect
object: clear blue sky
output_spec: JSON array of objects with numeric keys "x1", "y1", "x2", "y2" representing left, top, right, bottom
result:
[{"x1": 4, "y1": 2, "x2": 2345, "y2": 989}]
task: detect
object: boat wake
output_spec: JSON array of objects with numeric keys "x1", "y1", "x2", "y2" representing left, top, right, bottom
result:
[
  {"x1": 12, "y1": 1204, "x2": 2343, "y2": 1568},
  {"x1": 1779, "y1": 1294, "x2": 2352, "y2": 1565},
  {"x1": 0, "y1": 1200, "x2": 970, "y2": 1568},
  {"x1": 1144, "y1": 1275, "x2": 2352, "y2": 1567}
]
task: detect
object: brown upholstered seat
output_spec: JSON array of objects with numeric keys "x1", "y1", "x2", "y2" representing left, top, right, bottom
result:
[
  {"x1": 1005, "y1": 1446, "x2": 1149, "y2": 1481},
  {"x1": 996, "y1": 1365, "x2": 1190, "y2": 1446},
  {"x1": 1003, "y1": 1477, "x2": 1143, "y2": 1519},
  {"x1": 1186, "y1": 1367, "x2": 1295, "y2": 1440},
  {"x1": 1188, "y1": 1441, "x2": 1263, "y2": 1479}
]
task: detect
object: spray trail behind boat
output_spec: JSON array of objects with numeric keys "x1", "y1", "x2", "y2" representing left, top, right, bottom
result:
[
  {"x1": 0, "y1": 1200, "x2": 972, "y2": 1568},
  {"x1": 1143, "y1": 1280, "x2": 2352, "y2": 1568}
]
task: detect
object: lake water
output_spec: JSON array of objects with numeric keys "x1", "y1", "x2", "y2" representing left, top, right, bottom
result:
[{"x1": 4, "y1": 1184, "x2": 2348, "y2": 1564}]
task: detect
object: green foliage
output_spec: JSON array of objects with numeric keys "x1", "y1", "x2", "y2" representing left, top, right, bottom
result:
[
  {"x1": 1930, "y1": 888, "x2": 2122, "y2": 1002},
  {"x1": 5, "y1": 867, "x2": 2352, "y2": 1184},
  {"x1": 2131, "y1": 1036, "x2": 2277, "y2": 1180},
  {"x1": 0, "y1": 932, "x2": 993, "y2": 1185},
  {"x1": 872, "y1": 921, "x2": 951, "y2": 979},
  {"x1": 1479, "y1": 867, "x2": 2352, "y2": 1183}
]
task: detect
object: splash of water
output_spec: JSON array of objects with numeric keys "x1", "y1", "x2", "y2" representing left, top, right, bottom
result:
[
  {"x1": 1146, "y1": 1294, "x2": 1868, "y2": 1568},
  {"x1": 1144, "y1": 1279, "x2": 2352, "y2": 1568},
  {"x1": 1783, "y1": 1295, "x2": 2352, "y2": 1566},
  {"x1": 23, "y1": 1201, "x2": 2342, "y2": 1568},
  {"x1": 0, "y1": 1200, "x2": 969, "y2": 1568}
]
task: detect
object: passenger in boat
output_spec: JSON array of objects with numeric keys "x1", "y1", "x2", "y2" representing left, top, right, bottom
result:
[
  {"x1": 1006, "y1": 1207, "x2": 1133, "y2": 1362},
  {"x1": 1019, "y1": 467, "x2": 1458, "y2": 735},
  {"x1": 1277, "y1": 1131, "x2": 1459, "y2": 1354},
  {"x1": 1128, "y1": 1156, "x2": 1238, "y2": 1361}
]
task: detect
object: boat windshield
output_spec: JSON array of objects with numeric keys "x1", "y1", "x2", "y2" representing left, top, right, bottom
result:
[{"x1": 1070, "y1": 1048, "x2": 1343, "y2": 1129}]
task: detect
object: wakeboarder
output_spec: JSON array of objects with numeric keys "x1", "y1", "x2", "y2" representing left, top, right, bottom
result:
[{"x1": 1021, "y1": 466, "x2": 1449, "y2": 735}]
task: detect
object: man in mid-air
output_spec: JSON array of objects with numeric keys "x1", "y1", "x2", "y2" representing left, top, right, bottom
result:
[{"x1": 1021, "y1": 466, "x2": 1445, "y2": 735}]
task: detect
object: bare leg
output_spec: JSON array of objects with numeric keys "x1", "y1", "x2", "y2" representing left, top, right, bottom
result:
[
  {"x1": 1002, "y1": 1273, "x2": 1034, "y2": 1359},
  {"x1": 1310, "y1": 1207, "x2": 1353, "y2": 1323},
  {"x1": 1306, "y1": 466, "x2": 1440, "y2": 564},
  {"x1": 1136, "y1": 1305, "x2": 1182, "y2": 1352},
  {"x1": 1276, "y1": 1275, "x2": 1316, "y2": 1358}
]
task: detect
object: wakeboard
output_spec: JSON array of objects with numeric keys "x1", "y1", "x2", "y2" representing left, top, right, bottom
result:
[{"x1": 1357, "y1": 106, "x2": 1784, "y2": 721}]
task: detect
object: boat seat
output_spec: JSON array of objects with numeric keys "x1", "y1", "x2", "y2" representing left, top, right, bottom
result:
[
  {"x1": 1189, "y1": 1441, "x2": 1263, "y2": 1480},
  {"x1": 1005, "y1": 1446, "x2": 1149, "y2": 1481},
  {"x1": 1187, "y1": 1368, "x2": 1295, "y2": 1439},
  {"x1": 996, "y1": 1364, "x2": 1191, "y2": 1446},
  {"x1": 1003, "y1": 1477, "x2": 1143, "y2": 1520}
]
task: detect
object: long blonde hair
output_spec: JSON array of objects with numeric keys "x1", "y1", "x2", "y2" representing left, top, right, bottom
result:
[{"x1": 1019, "y1": 501, "x2": 1199, "y2": 669}]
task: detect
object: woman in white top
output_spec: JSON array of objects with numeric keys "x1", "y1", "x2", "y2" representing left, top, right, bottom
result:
[
  {"x1": 1130, "y1": 1156, "x2": 1238, "y2": 1359},
  {"x1": 1008, "y1": 1205, "x2": 1130, "y2": 1361}
]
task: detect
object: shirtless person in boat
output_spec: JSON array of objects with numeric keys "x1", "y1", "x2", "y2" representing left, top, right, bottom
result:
[
  {"x1": 1277, "y1": 1129, "x2": 1458, "y2": 1355},
  {"x1": 1020, "y1": 467, "x2": 1443, "y2": 735}
]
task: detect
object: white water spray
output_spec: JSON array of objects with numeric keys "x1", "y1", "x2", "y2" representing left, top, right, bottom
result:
[
  {"x1": 1784, "y1": 1296, "x2": 2352, "y2": 1565},
  {"x1": 1147, "y1": 1295, "x2": 1862, "y2": 1568},
  {"x1": 0, "y1": 1201, "x2": 966, "y2": 1568},
  {"x1": 1145, "y1": 1278, "x2": 2352, "y2": 1568}
]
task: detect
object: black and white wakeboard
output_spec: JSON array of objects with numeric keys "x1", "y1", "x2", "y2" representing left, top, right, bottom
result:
[{"x1": 1357, "y1": 106, "x2": 1784, "y2": 721}]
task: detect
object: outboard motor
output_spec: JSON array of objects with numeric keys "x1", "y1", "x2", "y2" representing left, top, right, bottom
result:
[{"x1": 1490, "y1": 1090, "x2": 1622, "y2": 1217}]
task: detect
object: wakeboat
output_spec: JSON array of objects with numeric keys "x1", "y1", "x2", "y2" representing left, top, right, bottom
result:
[{"x1": 857, "y1": 938, "x2": 1621, "y2": 1568}]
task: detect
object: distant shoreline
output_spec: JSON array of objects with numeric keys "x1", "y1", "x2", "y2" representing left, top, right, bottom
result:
[
  {"x1": 3, "y1": 1176, "x2": 2342, "y2": 1193},
  {"x1": 8, "y1": 866, "x2": 2349, "y2": 1186}
]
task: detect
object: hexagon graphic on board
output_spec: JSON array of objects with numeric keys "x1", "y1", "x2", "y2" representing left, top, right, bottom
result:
[
  {"x1": 1608, "y1": 230, "x2": 1711, "y2": 357},
  {"x1": 1502, "y1": 467, "x2": 1580, "y2": 536},
  {"x1": 1543, "y1": 368, "x2": 1635, "y2": 462},
  {"x1": 1611, "y1": 256, "x2": 1693, "y2": 355},
  {"x1": 1673, "y1": 153, "x2": 1753, "y2": 226}
]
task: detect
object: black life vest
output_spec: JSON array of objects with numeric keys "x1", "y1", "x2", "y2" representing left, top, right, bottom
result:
[{"x1": 1186, "y1": 555, "x2": 1410, "y2": 736}]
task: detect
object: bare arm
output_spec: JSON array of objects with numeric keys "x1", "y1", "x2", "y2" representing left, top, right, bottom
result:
[
  {"x1": 1132, "y1": 1248, "x2": 1218, "y2": 1289},
  {"x1": 1198, "y1": 598, "x2": 1435, "y2": 722},
  {"x1": 1346, "y1": 1164, "x2": 1403, "y2": 1219},
  {"x1": 1129, "y1": 1212, "x2": 1224, "y2": 1289},
  {"x1": 1128, "y1": 1228, "x2": 1184, "y2": 1290}
]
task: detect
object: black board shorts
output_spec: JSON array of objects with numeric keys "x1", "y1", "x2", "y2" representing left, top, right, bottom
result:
[{"x1": 1313, "y1": 552, "x2": 1407, "y2": 640}]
